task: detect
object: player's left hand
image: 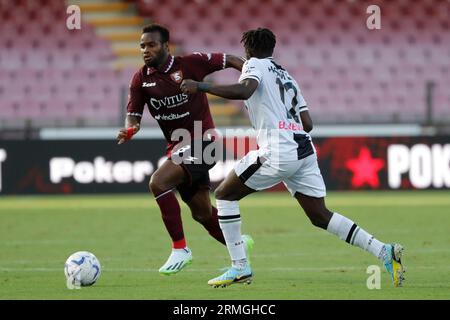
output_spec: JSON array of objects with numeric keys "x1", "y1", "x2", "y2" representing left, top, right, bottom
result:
[{"x1": 180, "y1": 79, "x2": 199, "y2": 94}]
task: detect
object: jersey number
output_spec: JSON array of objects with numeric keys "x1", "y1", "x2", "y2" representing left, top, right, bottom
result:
[{"x1": 276, "y1": 77, "x2": 300, "y2": 123}]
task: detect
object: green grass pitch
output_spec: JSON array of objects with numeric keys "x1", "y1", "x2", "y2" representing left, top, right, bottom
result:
[{"x1": 0, "y1": 191, "x2": 449, "y2": 299}]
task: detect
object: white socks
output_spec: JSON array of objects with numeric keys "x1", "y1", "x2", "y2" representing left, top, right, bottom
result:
[
  {"x1": 216, "y1": 203, "x2": 385, "y2": 265},
  {"x1": 327, "y1": 212, "x2": 384, "y2": 259},
  {"x1": 216, "y1": 199, "x2": 247, "y2": 269}
]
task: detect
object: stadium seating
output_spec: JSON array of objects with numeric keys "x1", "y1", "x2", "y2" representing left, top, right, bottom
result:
[
  {"x1": 0, "y1": 0, "x2": 449, "y2": 129},
  {"x1": 135, "y1": 0, "x2": 450, "y2": 124},
  {"x1": 0, "y1": 0, "x2": 135, "y2": 128}
]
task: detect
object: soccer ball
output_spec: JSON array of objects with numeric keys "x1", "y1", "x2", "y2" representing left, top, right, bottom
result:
[{"x1": 64, "y1": 251, "x2": 101, "y2": 287}]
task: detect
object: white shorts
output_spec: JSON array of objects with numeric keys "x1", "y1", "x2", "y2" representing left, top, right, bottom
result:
[{"x1": 234, "y1": 150, "x2": 326, "y2": 198}]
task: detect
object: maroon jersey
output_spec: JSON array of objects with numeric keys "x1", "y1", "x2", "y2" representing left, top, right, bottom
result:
[{"x1": 126, "y1": 52, "x2": 226, "y2": 154}]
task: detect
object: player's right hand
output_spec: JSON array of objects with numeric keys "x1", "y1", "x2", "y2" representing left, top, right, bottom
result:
[{"x1": 117, "y1": 125, "x2": 139, "y2": 145}]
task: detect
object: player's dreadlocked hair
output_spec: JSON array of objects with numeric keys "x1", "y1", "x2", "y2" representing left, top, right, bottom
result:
[
  {"x1": 241, "y1": 28, "x2": 276, "y2": 56},
  {"x1": 142, "y1": 24, "x2": 170, "y2": 43}
]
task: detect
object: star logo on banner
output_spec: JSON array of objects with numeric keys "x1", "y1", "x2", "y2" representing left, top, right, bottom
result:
[{"x1": 346, "y1": 147, "x2": 385, "y2": 188}]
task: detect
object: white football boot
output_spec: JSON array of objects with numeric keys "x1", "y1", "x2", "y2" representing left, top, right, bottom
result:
[{"x1": 158, "y1": 247, "x2": 193, "y2": 275}]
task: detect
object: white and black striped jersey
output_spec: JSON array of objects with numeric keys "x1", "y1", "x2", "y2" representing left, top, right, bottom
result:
[{"x1": 239, "y1": 57, "x2": 312, "y2": 162}]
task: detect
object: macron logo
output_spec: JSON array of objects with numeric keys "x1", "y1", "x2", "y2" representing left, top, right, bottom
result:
[{"x1": 142, "y1": 82, "x2": 156, "y2": 87}]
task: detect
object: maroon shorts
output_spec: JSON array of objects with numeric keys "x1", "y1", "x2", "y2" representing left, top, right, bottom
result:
[{"x1": 170, "y1": 138, "x2": 218, "y2": 202}]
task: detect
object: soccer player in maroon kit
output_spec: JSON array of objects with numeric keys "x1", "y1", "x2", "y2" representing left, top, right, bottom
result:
[{"x1": 116, "y1": 24, "x2": 252, "y2": 275}]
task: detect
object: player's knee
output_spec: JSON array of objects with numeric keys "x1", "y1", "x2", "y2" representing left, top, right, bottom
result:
[
  {"x1": 149, "y1": 173, "x2": 168, "y2": 196},
  {"x1": 148, "y1": 179, "x2": 160, "y2": 195},
  {"x1": 306, "y1": 209, "x2": 331, "y2": 229}
]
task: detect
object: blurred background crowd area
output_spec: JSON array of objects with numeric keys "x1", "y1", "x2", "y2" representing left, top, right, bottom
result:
[{"x1": 0, "y1": 0, "x2": 449, "y2": 134}]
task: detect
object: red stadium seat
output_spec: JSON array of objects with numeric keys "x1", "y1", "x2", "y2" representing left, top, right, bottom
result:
[{"x1": 1, "y1": 0, "x2": 449, "y2": 127}]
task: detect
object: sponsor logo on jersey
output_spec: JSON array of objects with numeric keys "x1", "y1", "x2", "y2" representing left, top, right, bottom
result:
[
  {"x1": 154, "y1": 111, "x2": 190, "y2": 121},
  {"x1": 278, "y1": 120, "x2": 302, "y2": 131},
  {"x1": 170, "y1": 70, "x2": 183, "y2": 83},
  {"x1": 150, "y1": 93, "x2": 189, "y2": 110},
  {"x1": 142, "y1": 82, "x2": 156, "y2": 87}
]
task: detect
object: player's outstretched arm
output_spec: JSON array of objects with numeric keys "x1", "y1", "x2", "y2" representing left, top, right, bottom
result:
[
  {"x1": 116, "y1": 115, "x2": 141, "y2": 145},
  {"x1": 180, "y1": 79, "x2": 258, "y2": 100},
  {"x1": 225, "y1": 55, "x2": 246, "y2": 72}
]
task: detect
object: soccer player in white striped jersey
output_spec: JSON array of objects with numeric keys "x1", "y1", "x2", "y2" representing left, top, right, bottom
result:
[{"x1": 180, "y1": 28, "x2": 405, "y2": 288}]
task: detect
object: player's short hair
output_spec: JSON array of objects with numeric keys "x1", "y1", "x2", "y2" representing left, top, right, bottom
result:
[
  {"x1": 142, "y1": 24, "x2": 170, "y2": 43},
  {"x1": 241, "y1": 28, "x2": 276, "y2": 55}
]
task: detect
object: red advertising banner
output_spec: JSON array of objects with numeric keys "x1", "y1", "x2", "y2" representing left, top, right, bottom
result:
[
  {"x1": 314, "y1": 136, "x2": 450, "y2": 190},
  {"x1": 0, "y1": 136, "x2": 448, "y2": 194}
]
